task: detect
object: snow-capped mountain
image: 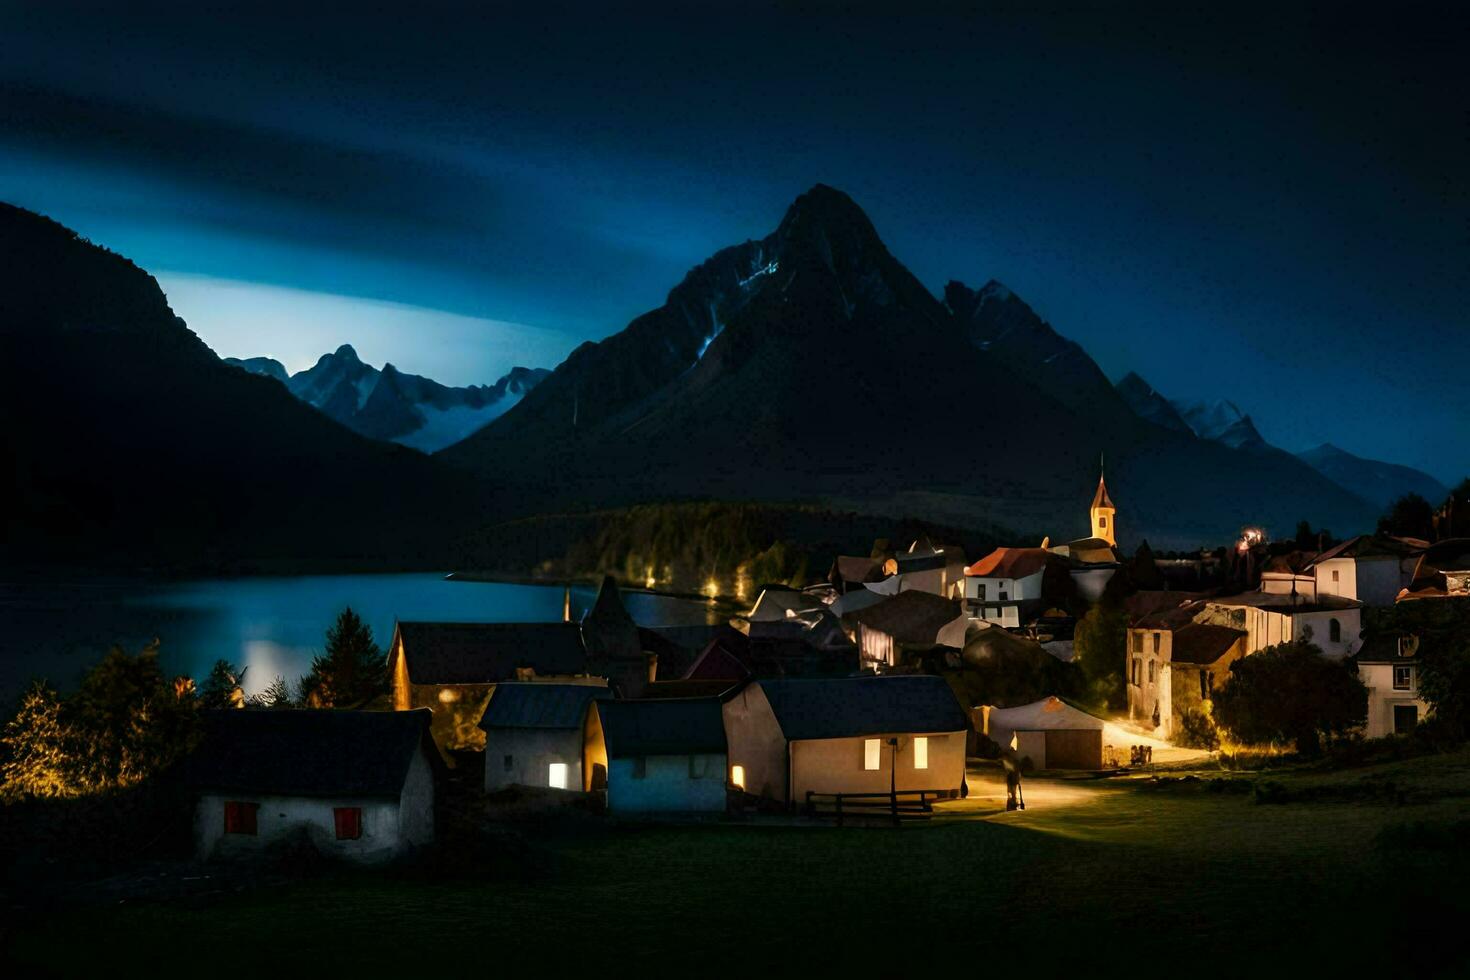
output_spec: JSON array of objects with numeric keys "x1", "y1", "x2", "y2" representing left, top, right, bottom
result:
[
  {"x1": 1114, "y1": 371, "x2": 1191, "y2": 433},
  {"x1": 226, "y1": 345, "x2": 549, "y2": 452},
  {"x1": 1171, "y1": 398, "x2": 1270, "y2": 451}
]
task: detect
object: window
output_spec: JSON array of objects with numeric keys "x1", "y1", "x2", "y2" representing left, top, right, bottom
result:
[
  {"x1": 1131, "y1": 658, "x2": 1141, "y2": 685},
  {"x1": 333, "y1": 807, "x2": 362, "y2": 840},
  {"x1": 223, "y1": 801, "x2": 258, "y2": 836},
  {"x1": 913, "y1": 736, "x2": 929, "y2": 770},
  {"x1": 1147, "y1": 660, "x2": 1155, "y2": 683},
  {"x1": 632, "y1": 757, "x2": 647, "y2": 779},
  {"x1": 1152, "y1": 632, "x2": 1161, "y2": 653},
  {"x1": 863, "y1": 738, "x2": 881, "y2": 770},
  {"x1": 999, "y1": 591, "x2": 1009, "y2": 601},
  {"x1": 1393, "y1": 665, "x2": 1412, "y2": 691},
  {"x1": 1329, "y1": 618, "x2": 1341, "y2": 643},
  {"x1": 1331, "y1": 569, "x2": 1340, "y2": 583},
  {"x1": 548, "y1": 762, "x2": 569, "y2": 789},
  {"x1": 1099, "y1": 516, "x2": 1107, "y2": 529},
  {"x1": 731, "y1": 764, "x2": 746, "y2": 789},
  {"x1": 977, "y1": 584, "x2": 987, "y2": 601},
  {"x1": 503, "y1": 754, "x2": 514, "y2": 771},
  {"x1": 1133, "y1": 633, "x2": 1143, "y2": 653},
  {"x1": 1199, "y1": 670, "x2": 1212, "y2": 700}
]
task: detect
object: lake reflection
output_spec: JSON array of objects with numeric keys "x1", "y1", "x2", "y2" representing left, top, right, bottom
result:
[{"x1": 0, "y1": 574, "x2": 716, "y2": 702}]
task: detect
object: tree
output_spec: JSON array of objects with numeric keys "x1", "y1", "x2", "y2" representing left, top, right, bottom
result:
[
  {"x1": 1377, "y1": 493, "x2": 1435, "y2": 541},
  {"x1": 1212, "y1": 639, "x2": 1367, "y2": 753},
  {"x1": 1073, "y1": 601, "x2": 1128, "y2": 712},
  {"x1": 0, "y1": 681, "x2": 73, "y2": 801},
  {"x1": 199, "y1": 659, "x2": 247, "y2": 709},
  {"x1": 249, "y1": 674, "x2": 296, "y2": 710},
  {"x1": 301, "y1": 607, "x2": 386, "y2": 708}
]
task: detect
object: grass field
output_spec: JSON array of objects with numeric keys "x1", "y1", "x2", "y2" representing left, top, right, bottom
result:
[{"x1": 7, "y1": 752, "x2": 1470, "y2": 978}]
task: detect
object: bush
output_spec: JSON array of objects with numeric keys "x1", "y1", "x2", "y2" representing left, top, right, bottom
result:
[
  {"x1": 1175, "y1": 708, "x2": 1221, "y2": 750},
  {"x1": 1213, "y1": 639, "x2": 1367, "y2": 754}
]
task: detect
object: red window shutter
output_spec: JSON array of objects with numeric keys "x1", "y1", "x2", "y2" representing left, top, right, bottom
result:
[
  {"x1": 334, "y1": 807, "x2": 362, "y2": 840},
  {"x1": 224, "y1": 801, "x2": 258, "y2": 835}
]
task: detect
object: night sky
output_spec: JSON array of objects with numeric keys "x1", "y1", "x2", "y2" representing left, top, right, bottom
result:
[{"x1": 2, "y1": 2, "x2": 1464, "y2": 480}]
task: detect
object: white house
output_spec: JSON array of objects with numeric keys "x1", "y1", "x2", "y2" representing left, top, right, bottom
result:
[
  {"x1": 1308, "y1": 535, "x2": 1423, "y2": 606},
  {"x1": 722, "y1": 675, "x2": 970, "y2": 807},
  {"x1": 1197, "y1": 592, "x2": 1363, "y2": 659},
  {"x1": 186, "y1": 709, "x2": 439, "y2": 865},
  {"x1": 478, "y1": 682, "x2": 611, "y2": 793},
  {"x1": 587, "y1": 698, "x2": 729, "y2": 814},
  {"x1": 963, "y1": 548, "x2": 1051, "y2": 628},
  {"x1": 1356, "y1": 635, "x2": 1431, "y2": 737}
]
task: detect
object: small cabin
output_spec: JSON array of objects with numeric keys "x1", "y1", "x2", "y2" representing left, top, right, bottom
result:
[
  {"x1": 982, "y1": 697, "x2": 1105, "y2": 770},
  {"x1": 478, "y1": 682, "x2": 611, "y2": 793},
  {"x1": 588, "y1": 698, "x2": 729, "y2": 814},
  {"x1": 723, "y1": 675, "x2": 970, "y2": 806},
  {"x1": 185, "y1": 709, "x2": 439, "y2": 864}
]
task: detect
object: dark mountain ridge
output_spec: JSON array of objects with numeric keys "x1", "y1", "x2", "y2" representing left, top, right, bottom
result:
[{"x1": 444, "y1": 186, "x2": 1378, "y2": 547}]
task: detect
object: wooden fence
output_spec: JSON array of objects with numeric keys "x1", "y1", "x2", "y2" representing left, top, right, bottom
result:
[{"x1": 804, "y1": 789, "x2": 947, "y2": 826}]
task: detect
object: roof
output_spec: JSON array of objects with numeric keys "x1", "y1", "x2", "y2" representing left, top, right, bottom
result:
[
  {"x1": 596, "y1": 698, "x2": 727, "y2": 757},
  {"x1": 185, "y1": 709, "x2": 434, "y2": 799},
  {"x1": 840, "y1": 590, "x2": 963, "y2": 645},
  {"x1": 831, "y1": 555, "x2": 884, "y2": 584},
  {"x1": 478, "y1": 683, "x2": 609, "y2": 731},
  {"x1": 1309, "y1": 534, "x2": 1424, "y2": 566},
  {"x1": 1170, "y1": 624, "x2": 1246, "y2": 664},
  {"x1": 1354, "y1": 634, "x2": 1417, "y2": 665},
  {"x1": 828, "y1": 585, "x2": 888, "y2": 617},
  {"x1": 985, "y1": 696, "x2": 1105, "y2": 733},
  {"x1": 747, "y1": 586, "x2": 823, "y2": 622},
  {"x1": 756, "y1": 675, "x2": 970, "y2": 741},
  {"x1": 1126, "y1": 590, "x2": 1207, "y2": 629},
  {"x1": 966, "y1": 547, "x2": 1049, "y2": 580},
  {"x1": 1408, "y1": 538, "x2": 1470, "y2": 592},
  {"x1": 1054, "y1": 537, "x2": 1119, "y2": 565},
  {"x1": 1207, "y1": 592, "x2": 1362, "y2": 614},
  {"x1": 393, "y1": 621, "x2": 588, "y2": 684},
  {"x1": 1091, "y1": 475, "x2": 1115, "y2": 510},
  {"x1": 639, "y1": 679, "x2": 742, "y2": 699}
]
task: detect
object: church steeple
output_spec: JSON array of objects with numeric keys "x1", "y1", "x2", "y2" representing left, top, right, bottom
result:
[{"x1": 1090, "y1": 455, "x2": 1116, "y2": 546}]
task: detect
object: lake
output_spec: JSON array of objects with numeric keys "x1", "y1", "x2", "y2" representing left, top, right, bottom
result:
[{"x1": 0, "y1": 573, "x2": 718, "y2": 703}]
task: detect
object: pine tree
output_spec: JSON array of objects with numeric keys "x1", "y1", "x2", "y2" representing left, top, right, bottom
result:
[
  {"x1": 249, "y1": 674, "x2": 295, "y2": 710},
  {"x1": 199, "y1": 660, "x2": 247, "y2": 709},
  {"x1": 0, "y1": 681, "x2": 74, "y2": 801},
  {"x1": 301, "y1": 607, "x2": 386, "y2": 708}
]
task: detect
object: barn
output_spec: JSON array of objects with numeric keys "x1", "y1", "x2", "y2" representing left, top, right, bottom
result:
[
  {"x1": 588, "y1": 698, "x2": 729, "y2": 814},
  {"x1": 185, "y1": 709, "x2": 439, "y2": 864},
  {"x1": 982, "y1": 697, "x2": 1105, "y2": 770},
  {"x1": 478, "y1": 682, "x2": 611, "y2": 793}
]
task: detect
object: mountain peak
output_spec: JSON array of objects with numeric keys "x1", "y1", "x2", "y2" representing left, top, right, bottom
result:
[
  {"x1": 333, "y1": 343, "x2": 361, "y2": 362},
  {"x1": 776, "y1": 184, "x2": 880, "y2": 243}
]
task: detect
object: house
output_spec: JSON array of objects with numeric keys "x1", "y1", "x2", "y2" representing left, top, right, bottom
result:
[
  {"x1": 722, "y1": 675, "x2": 969, "y2": 806},
  {"x1": 478, "y1": 683, "x2": 612, "y2": 793},
  {"x1": 1127, "y1": 621, "x2": 1247, "y2": 737},
  {"x1": 828, "y1": 555, "x2": 887, "y2": 593},
  {"x1": 1260, "y1": 552, "x2": 1318, "y2": 599},
  {"x1": 683, "y1": 623, "x2": 857, "y2": 681},
  {"x1": 1196, "y1": 592, "x2": 1363, "y2": 659},
  {"x1": 388, "y1": 621, "x2": 598, "y2": 751},
  {"x1": 839, "y1": 589, "x2": 968, "y2": 670},
  {"x1": 1042, "y1": 466, "x2": 1121, "y2": 601},
  {"x1": 744, "y1": 585, "x2": 853, "y2": 650},
  {"x1": 1307, "y1": 535, "x2": 1424, "y2": 606},
  {"x1": 185, "y1": 709, "x2": 438, "y2": 864},
  {"x1": 1355, "y1": 635, "x2": 1431, "y2": 737},
  {"x1": 963, "y1": 547, "x2": 1051, "y2": 627},
  {"x1": 1397, "y1": 538, "x2": 1470, "y2": 602},
  {"x1": 981, "y1": 697, "x2": 1106, "y2": 770},
  {"x1": 587, "y1": 698, "x2": 729, "y2": 814},
  {"x1": 389, "y1": 577, "x2": 651, "y2": 751},
  {"x1": 886, "y1": 537, "x2": 967, "y2": 598}
]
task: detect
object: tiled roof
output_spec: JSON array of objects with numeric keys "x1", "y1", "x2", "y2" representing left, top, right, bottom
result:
[{"x1": 966, "y1": 547, "x2": 1049, "y2": 580}]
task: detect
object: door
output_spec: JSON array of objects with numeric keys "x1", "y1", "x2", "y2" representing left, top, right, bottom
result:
[
  {"x1": 1044, "y1": 730, "x2": 1103, "y2": 770},
  {"x1": 1393, "y1": 705, "x2": 1418, "y2": 734}
]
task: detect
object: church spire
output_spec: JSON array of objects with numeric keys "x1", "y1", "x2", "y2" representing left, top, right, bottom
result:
[{"x1": 1090, "y1": 456, "x2": 1116, "y2": 546}]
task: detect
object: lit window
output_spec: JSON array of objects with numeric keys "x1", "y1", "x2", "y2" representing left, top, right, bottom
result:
[
  {"x1": 913, "y1": 737, "x2": 929, "y2": 770},
  {"x1": 1393, "y1": 665, "x2": 1412, "y2": 691},
  {"x1": 224, "y1": 801, "x2": 258, "y2": 836},
  {"x1": 437, "y1": 687, "x2": 458, "y2": 704},
  {"x1": 334, "y1": 807, "x2": 362, "y2": 840},
  {"x1": 863, "y1": 738, "x2": 881, "y2": 770},
  {"x1": 1099, "y1": 516, "x2": 1107, "y2": 529},
  {"x1": 548, "y1": 762, "x2": 568, "y2": 789},
  {"x1": 731, "y1": 764, "x2": 746, "y2": 789}
]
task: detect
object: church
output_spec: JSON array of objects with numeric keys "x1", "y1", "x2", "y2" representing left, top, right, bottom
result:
[{"x1": 1045, "y1": 465, "x2": 1123, "y2": 601}]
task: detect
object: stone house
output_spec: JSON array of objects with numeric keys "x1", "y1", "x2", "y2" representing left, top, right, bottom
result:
[{"x1": 478, "y1": 682, "x2": 611, "y2": 793}]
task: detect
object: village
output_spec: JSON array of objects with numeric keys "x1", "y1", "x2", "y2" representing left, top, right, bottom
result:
[{"x1": 165, "y1": 467, "x2": 1470, "y2": 863}]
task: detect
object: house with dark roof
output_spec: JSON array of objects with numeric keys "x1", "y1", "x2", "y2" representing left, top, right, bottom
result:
[
  {"x1": 1126, "y1": 620, "x2": 1247, "y2": 738},
  {"x1": 1198, "y1": 591, "x2": 1363, "y2": 659},
  {"x1": 722, "y1": 675, "x2": 969, "y2": 806},
  {"x1": 478, "y1": 683, "x2": 613, "y2": 793},
  {"x1": 388, "y1": 576, "x2": 648, "y2": 752},
  {"x1": 587, "y1": 698, "x2": 730, "y2": 813},
  {"x1": 840, "y1": 590, "x2": 967, "y2": 670},
  {"x1": 982, "y1": 697, "x2": 1107, "y2": 770},
  {"x1": 1397, "y1": 538, "x2": 1470, "y2": 602},
  {"x1": 389, "y1": 620, "x2": 600, "y2": 751},
  {"x1": 1355, "y1": 634, "x2": 1431, "y2": 737},
  {"x1": 185, "y1": 709, "x2": 439, "y2": 864},
  {"x1": 1307, "y1": 534, "x2": 1424, "y2": 606}
]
